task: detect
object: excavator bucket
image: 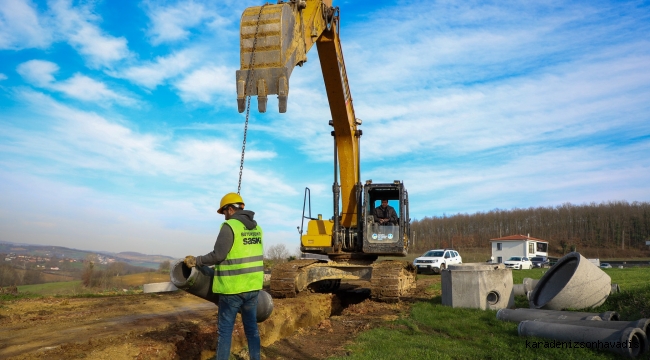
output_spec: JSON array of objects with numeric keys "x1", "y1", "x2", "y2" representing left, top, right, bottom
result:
[{"x1": 236, "y1": 4, "x2": 305, "y2": 113}]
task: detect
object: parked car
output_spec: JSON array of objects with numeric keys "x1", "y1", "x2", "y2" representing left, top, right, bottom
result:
[
  {"x1": 413, "y1": 249, "x2": 462, "y2": 274},
  {"x1": 531, "y1": 256, "x2": 550, "y2": 268},
  {"x1": 600, "y1": 263, "x2": 612, "y2": 269},
  {"x1": 504, "y1": 256, "x2": 533, "y2": 270}
]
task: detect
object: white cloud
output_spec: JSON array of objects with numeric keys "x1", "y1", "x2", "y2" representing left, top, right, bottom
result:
[
  {"x1": 49, "y1": 0, "x2": 129, "y2": 68},
  {"x1": 17, "y1": 59, "x2": 136, "y2": 106},
  {"x1": 16, "y1": 59, "x2": 58, "y2": 87},
  {"x1": 8, "y1": 90, "x2": 277, "y2": 183},
  {"x1": 0, "y1": 73, "x2": 8, "y2": 81},
  {"x1": 54, "y1": 74, "x2": 136, "y2": 105},
  {"x1": 175, "y1": 65, "x2": 233, "y2": 103},
  {"x1": 116, "y1": 49, "x2": 198, "y2": 89},
  {"x1": 0, "y1": 0, "x2": 51, "y2": 50},
  {"x1": 145, "y1": 1, "x2": 223, "y2": 45},
  {"x1": 391, "y1": 143, "x2": 650, "y2": 218}
]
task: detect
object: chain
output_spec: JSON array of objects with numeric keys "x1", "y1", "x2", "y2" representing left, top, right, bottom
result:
[{"x1": 238, "y1": 4, "x2": 266, "y2": 195}]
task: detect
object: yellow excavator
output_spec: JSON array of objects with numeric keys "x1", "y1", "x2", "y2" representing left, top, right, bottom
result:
[{"x1": 236, "y1": 0, "x2": 415, "y2": 302}]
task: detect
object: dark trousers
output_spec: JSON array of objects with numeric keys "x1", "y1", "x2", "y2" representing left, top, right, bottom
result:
[{"x1": 216, "y1": 291, "x2": 260, "y2": 360}]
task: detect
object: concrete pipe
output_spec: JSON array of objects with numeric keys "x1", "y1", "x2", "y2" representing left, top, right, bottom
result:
[
  {"x1": 513, "y1": 284, "x2": 526, "y2": 297},
  {"x1": 529, "y1": 252, "x2": 611, "y2": 310},
  {"x1": 523, "y1": 278, "x2": 540, "y2": 292},
  {"x1": 169, "y1": 259, "x2": 274, "y2": 322},
  {"x1": 612, "y1": 283, "x2": 621, "y2": 294},
  {"x1": 497, "y1": 308, "x2": 619, "y2": 322},
  {"x1": 532, "y1": 318, "x2": 650, "y2": 337},
  {"x1": 514, "y1": 278, "x2": 540, "y2": 296},
  {"x1": 524, "y1": 308, "x2": 620, "y2": 321},
  {"x1": 518, "y1": 321, "x2": 647, "y2": 358}
]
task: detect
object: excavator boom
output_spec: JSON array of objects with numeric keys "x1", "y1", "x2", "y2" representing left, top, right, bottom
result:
[{"x1": 236, "y1": 1, "x2": 415, "y2": 301}]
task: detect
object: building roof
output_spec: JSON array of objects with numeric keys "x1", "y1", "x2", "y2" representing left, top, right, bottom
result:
[{"x1": 489, "y1": 234, "x2": 548, "y2": 242}]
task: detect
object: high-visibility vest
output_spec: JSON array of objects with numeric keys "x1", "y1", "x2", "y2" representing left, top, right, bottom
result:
[{"x1": 213, "y1": 219, "x2": 264, "y2": 294}]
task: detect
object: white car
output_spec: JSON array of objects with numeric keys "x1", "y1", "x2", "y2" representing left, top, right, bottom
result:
[
  {"x1": 413, "y1": 249, "x2": 462, "y2": 274},
  {"x1": 504, "y1": 256, "x2": 533, "y2": 270}
]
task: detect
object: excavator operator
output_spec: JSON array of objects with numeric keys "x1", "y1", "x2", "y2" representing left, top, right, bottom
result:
[{"x1": 373, "y1": 199, "x2": 398, "y2": 225}]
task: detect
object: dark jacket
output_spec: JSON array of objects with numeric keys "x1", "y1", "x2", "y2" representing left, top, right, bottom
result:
[
  {"x1": 196, "y1": 209, "x2": 258, "y2": 267},
  {"x1": 373, "y1": 205, "x2": 398, "y2": 225}
]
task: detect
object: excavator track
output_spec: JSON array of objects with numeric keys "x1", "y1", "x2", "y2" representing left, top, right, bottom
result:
[
  {"x1": 370, "y1": 261, "x2": 417, "y2": 303},
  {"x1": 269, "y1": 259, "x2": 319, "y2": 298}
]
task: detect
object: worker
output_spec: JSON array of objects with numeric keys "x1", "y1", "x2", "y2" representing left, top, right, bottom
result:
[
  {"x1": 373, "y1": 199, "x2": 398, "y2": 225},
  {"x1": 183, "y1": 192, "x2": 264, "y2": 360}
]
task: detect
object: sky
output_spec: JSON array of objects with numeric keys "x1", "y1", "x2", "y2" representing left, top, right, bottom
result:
[{"x1": 0, "y1": 0, "x2": 649, "y2": 258}]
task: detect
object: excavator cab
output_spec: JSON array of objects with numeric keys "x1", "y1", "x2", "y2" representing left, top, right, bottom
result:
[{"x1": 362, "y1": 181, "x2": 410, "y2": 257}]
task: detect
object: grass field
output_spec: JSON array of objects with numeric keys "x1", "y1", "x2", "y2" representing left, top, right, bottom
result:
[
  {"x1": 332, "y1": 267, "x2": 650, "y2": 360},
  {"x1": 15, "y1": 271, "x2": 170, "y2": 297}
]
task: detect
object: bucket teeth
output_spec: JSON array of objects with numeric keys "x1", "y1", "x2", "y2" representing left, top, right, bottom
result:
[
  {"x1": 258, "y1": 96, "x2": 267, "y2": 113},
  {"x1": 278, "y1": 95, "x2": 287, "y2": 113}
]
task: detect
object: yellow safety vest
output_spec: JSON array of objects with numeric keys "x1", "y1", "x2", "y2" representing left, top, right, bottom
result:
[{"x1": 213, "y1": 219, "x2": 264, "y2": 294}]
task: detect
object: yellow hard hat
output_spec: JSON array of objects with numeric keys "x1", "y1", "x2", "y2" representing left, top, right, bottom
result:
[{"x1": 218, "y1": 193, "x2": 244, "y2": 214}]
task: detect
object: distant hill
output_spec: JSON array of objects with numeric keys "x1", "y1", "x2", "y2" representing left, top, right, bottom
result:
[
  {"x1": 0, "y1": 241, "x2": 175, "y2": 269},
  {"x1": 105, "y1": 251, "x2": 178, "y2": 268}
]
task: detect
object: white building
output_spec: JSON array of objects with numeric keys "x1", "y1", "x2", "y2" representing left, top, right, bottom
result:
[{"x1": 490, "y1": 234, "x2": 549, "y2": 263}]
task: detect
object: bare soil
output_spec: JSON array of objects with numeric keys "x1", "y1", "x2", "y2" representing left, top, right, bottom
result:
[{"x1": 0, "y1": 276, "x2": 440, "y2": 360}]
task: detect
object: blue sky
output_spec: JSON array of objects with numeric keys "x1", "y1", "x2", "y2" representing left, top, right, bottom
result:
[{"x1": 1, "y1": 0, "x2": 649, "y2": 258}]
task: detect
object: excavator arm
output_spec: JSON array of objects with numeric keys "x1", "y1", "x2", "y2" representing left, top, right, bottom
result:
[
  {"x1": 238, "y1": 1, "x2": 416, "y2": 301},
  {"x1": 236, "y1": 0, "x2": 360, "y2": 229}
]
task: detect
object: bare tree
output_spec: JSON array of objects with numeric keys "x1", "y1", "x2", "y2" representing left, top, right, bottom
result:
[
  {"x1": 265, "y1": 244, "x2": 291, "y2": 262},
  {"x1": 158, "y1": 260, "x2": 171, "y2": 273},
  {"x1": 107, "y1": 262, "x2": 126, "y2": 276}
]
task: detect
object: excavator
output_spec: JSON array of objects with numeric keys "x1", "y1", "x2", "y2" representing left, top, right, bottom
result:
[{"x1": 236, "y1": 0, "x2": 416, "y2": 302}]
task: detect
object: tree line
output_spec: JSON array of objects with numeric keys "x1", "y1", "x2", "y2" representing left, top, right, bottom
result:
[
  {"x1": 411, "y1": 201, "x2": 650, "y2": 255},
  {"x1": 0, "y1": 264, "x2": 43, "y2": 287}
]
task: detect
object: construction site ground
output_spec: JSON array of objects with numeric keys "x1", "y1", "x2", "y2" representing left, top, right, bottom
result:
[{"x1": 0, "y1": 276, "x2": 439, "y2": 360}]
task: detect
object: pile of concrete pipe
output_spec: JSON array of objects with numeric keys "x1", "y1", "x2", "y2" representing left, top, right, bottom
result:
[
  {"x1": 497, "y1": 308, "x2": 649, "y2": 358},
  {"x1": 169, "y1": 259, "x2": 274, "y2": 323}
]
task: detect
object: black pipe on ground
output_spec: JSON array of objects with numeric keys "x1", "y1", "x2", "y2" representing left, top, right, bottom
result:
[
  {"x1": 497, "y1": 308, "x2": 619, "y2": 322},
  {"x1": 169, "y1": 259, "x2": 274, "y2": 323},
  {"x1": 518, "y1": 321, "x2": 647, "y2": 358},
  {"x1": 531, "y1": 318, "x2": 650, "y2": 337}
]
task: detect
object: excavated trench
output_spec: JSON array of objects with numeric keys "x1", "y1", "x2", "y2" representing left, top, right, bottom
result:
[
  {"x1": 164, "y1": 259, "x2": 376, "y2": 357},
  {"x1": 227, "y1": 285, "x2": 371, "y2": 355}
]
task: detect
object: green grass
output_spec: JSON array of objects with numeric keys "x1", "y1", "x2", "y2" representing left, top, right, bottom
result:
[
  {"x1": 332, "y1": 267, "x2": 650, "y2": 360},
  {"x1": 9, "y1": 280, "x2": 145, "y2": 300},
  {"x1": 332, "y1": 302, "x2": 614, "y2": 360},
  {"x1": 17, "y1": 280, "x2": 84, "y2": 295},
  {"x1": 9, "y1": 273, "x2": 162, "y2": 299}
]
